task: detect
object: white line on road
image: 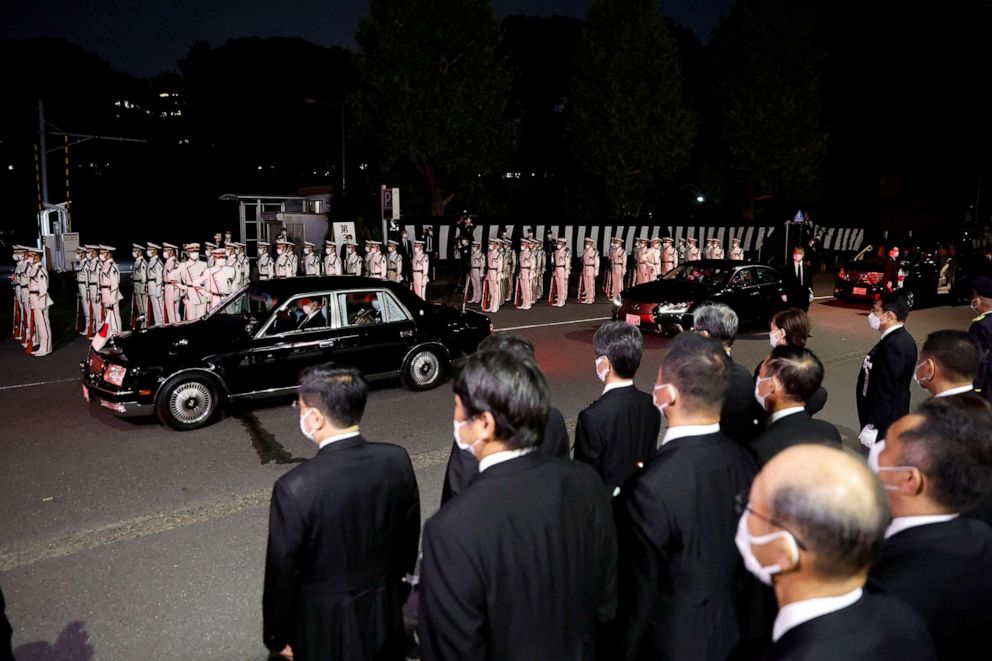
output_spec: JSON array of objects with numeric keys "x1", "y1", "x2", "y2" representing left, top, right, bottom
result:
[
  {"x1": 499, "y1": 316, "x2": 611, "y2": 332},
  {"x1": 0, "y1": 377, "x2": 78, "y2": 391},
  {"x1": 812, "y1": 295, "x2": 834, "y2": 300}
]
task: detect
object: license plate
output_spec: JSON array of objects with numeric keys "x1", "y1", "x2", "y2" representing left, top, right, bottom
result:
[
  {"x1": 625, "y1": 313, "x2": 641, "y2": 326},
  {"x1": 853, "y1": 287, "x2": 867, "y2": 296},
  {"x1": 82, "y1": 383, "x2": 90, "y2": 403}
]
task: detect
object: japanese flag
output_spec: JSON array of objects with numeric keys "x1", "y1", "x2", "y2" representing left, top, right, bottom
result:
[{"x1": 91, "y1": 321, "x2": 110, "y2": 352}]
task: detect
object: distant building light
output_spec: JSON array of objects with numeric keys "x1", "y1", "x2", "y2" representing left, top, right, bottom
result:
[
  {"x1": 258, "y1": 166, "x2": 263, "y2": 170},
  {"x1": 696, "y1": 195, "x2": 705, "y2": 203},
  {"x1": 359, "y1": 163, "x2": 368, "y2": 171},
  {"x1": 159, "y1": 92, "x2": 170, "y2": 98},
  {"x1": 7, "y1": 164, "x2": 13, "y2": 171}
]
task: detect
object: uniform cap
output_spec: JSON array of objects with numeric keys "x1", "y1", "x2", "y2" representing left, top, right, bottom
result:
[
  {"x1": 304, "y1": 241, "x2": 315, "y2": 247},
  {"x1": 324, "y1": 240, "x2": 336, "y2": 246},
  {"x1": 75, "y1": 246, "x2": 87, "y2": 253},
  {"x1": 258, "y1": 243, "x2": 269, "y2": 250},
  {"x1": 414, "y1": 239, "x2": 425, "y2": 245},
  {"x1": 387, "y1": 240, "x2": 399, "y2": 246},
  {"x1": 26, "y1": 246, "x2": 43, "y2": 254},
  {"x1": 84, "y1": 244, "x2": 100, "y2": 250},
  {"x1": 163, "y1": 242, "x2": 178, "y2": 250},
  {"x1": 662, "y1": 237, "x2": 673, "y2": 242},
  {"x1": 611, "y1": 236, "x2": 623, "y2": 242},
  {"x1": 146, "y1": 242, "x2": 162, "y2": 250},
  {"x1": 184, "y1": 243, "x2": 200, "y2": 251},
  {"x1": 204, "y1": 242, "x2": 217, "y2": 249},
  {"x1": 732, "y1": 237, "x2": 741, "y2": 243},
  {"x1": 472, "y1": 240, "x2": 481, "y2": 245},
  {"x1": 99, "y1": 244, "x2": 116, "y2": 251},
  {"x1": 974, "y1": 276, "x2": 992, "y2": 298},
  {"x1": 687, "y1": 237, "x2": 697, "y2": 243},
  {"x1": 584, "y1": 237, "x2": 594, "y2": 243},
  {"x1": 651, "y1": 237, "x2": 661, "y2": 243},
  {"x1": 369, "y1": 240, "x2": 382, "y2": 246}
]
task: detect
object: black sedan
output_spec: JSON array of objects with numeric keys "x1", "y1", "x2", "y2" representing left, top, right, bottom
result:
[
  {"x1": 612, "y1": 260, "x2": 784, "y2": 334},
  {"x1": 834, "y1": 247, "x2": 972, "y2": 308},
  {"x1": 80, "y1": 277, "x2": 493, "y2": 430}
]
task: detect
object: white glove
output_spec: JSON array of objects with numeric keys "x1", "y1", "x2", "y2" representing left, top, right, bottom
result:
[
  {"x1": 781, "y1": 294, "x2": 788, "y2": 302},
  {"x1": 808, "y1": 289, "x2": 815, "y2": 302},
  {"x1": 859, "y1": 425, "x2": 879, "y2": 448}
]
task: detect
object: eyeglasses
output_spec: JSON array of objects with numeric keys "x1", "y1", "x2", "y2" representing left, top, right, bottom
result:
[{"x1": 734, "y1": 493, "x2": 808, "y2": 551}]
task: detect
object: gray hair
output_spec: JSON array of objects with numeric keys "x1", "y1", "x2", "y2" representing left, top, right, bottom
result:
[{"x1": 692, "y1": 303, "x2": 739, "y2": 347}]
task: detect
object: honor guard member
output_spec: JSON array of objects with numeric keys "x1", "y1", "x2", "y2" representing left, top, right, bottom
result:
[
  {"x1": 162, "y1": 243, "x2": 181, "y2": 324},
  {"x1": 648, "y1": 237, "x2": 663, "y2": 280},
  {"x1": 367, "y1": 241, "x2": 386, "y2": 279},
  {"x1": 130, "y1": 244, "x2": 148, "y2": 329},
  {"x1": 97, "y1": 245, "x2": 123, "y2": 335},
  {"x1": 549, "y1": 237, "x2": 569, "y2": 307},
  {"x1": 205, "y1": 241, "x2": 218, "y2": 267},
  {"x1": 730, "y1": 236, "x2": 744, "y2": 261},
  {"x1": 302, "y1": 241, "x2": 321, "y2": 276},
  {"x1": 74, "y1": 247, "x2": 91, "y2": 335},
  {"x1": 608, "y1": 237, "x2": 626, "y2": 298},
  {"x1": 969, "y1": 276, "x2": 992, "y2": 401},
  {"x1": 180, "y1": 243, "x2": 209, "y2": 321},
  {"x1": 323, "y1": 241, "x2": 342, "y2": 276},
  {"x1": 660, "y1": 237, "x2": 678, "y2": 274},
  {"x1": 345, "y1": 241, "x2": 362, "y2": 276},
  {"x1": 635, "y1": 237, "x2": 652, "y2": 285},
  {"x1": 223, "y1": 230, "x2": 232, "y2": 247},
  {"x1": 201, "y1": 247, "x2": 237, "y2": 310},
  {"x1": 257, "y1": 243, "x2": 275, "y2": 281},
  {"x1": 274, "y1": 240, "x2": 295, "y2": 279},
  {"x1": 26, "y1": 247, "x2": 53, "y2": 356},
  {"x1": 386, "y1": 240, "x2": 403, "y2": 282},
  {"x1": 363, "y1": 240, "x2": 373, "y2": 276},
  {"x1": 11, "y1": 247, "x2": 28, "y2": 341},
  {"x1": 516, "y1": 239, "x2": 534, "y2": 309},
  {"x1": 146, "y1": 243, "x2": 165, "y2": 326},
  {"x1": 704, "y1": 237, "x2": 716, "y2": 260},
  {"x1": 481, "y1": 238, "x2": 504, "y2": 312},
  {"x1": 502, "y1": 239, "x2": 516, "y2": 303},
  {"x1": 236, "y1": 243, "x2": 251, "y2": 288},
  {"x1": 685, "y1": 236, "x2": 701, "y2": 261},
  {"x1": 709, "y1": 237, "x2": 726, "y2": 259},
  {"x1": 84, "y1": 245, "x2": 102, "y2": 333},
  {"x1": 287, "y1": 240, "x2": 300, "y2": 276},
  {"x1": 412, "y1": 240, "x2": 430, "y2": 299},
  {"x1": 580, "y1": 237, "x2": 600, "y2": 304},
  {"x1": 531, "y1": 238, "x2": 545, "y2": 300},
  {"x1": 467, "y1": 240, "x2": 484, "y2": 303}
]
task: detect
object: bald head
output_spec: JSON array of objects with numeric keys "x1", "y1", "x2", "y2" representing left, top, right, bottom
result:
[{"x1": 760, "y1": 445, "x2": 890, "y2": 580}]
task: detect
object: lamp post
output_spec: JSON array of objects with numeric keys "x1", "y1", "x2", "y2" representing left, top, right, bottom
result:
[{"x1": 303, "y1": 99, "x2": 346, "y2": 199}]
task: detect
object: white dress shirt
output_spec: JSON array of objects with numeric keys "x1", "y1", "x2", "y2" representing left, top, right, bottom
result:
[
  {"x1": 661, "y1": 422, "x2": 720, "y2": 446},
  {"x1": 318, "y1": 430, "x2": 361, "y2": 450},
  {"x1": 769, "y1": 406, "x2": 806, "y2": 425},
  {"x1": 880, "y1": 323, "x2": 904, "y2": 340},
  {"x1": 935, "y1": 384, "x2": 974, "y2": 398},
  {"x1": 602, "y1": 380, "x2": 634, "y2": 395},
  {"x1": 773, "y1": 588, "x2": 863, "y2": 642},
  {"x1": 479, "y1": 447, "x2": 536, "y2": 473},
  {"x1": 885, "y1": 514, "x2": 958, "y2": 539}
]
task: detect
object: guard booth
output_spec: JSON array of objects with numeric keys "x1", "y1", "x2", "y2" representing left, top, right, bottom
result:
[
  {"x1": 219, "y1": 193, "x2": 331, "y2": 259},
  {"x1": 39, "y1": 202, "x2": 74, "y2": 272}
]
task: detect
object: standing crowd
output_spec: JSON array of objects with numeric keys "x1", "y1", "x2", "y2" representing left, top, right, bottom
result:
[{"x1": 259, "y1": 277, "x2": 992, "y2": 661}]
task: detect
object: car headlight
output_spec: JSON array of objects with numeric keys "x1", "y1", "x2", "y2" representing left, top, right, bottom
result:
[
  {"x1": 655, "y1": 302, "x2": 692, "y2": 314},
  {"x1": 104, "y1": 364, "x2": 128, "y2": 387}
]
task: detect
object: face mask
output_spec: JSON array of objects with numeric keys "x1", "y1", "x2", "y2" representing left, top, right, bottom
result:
[
  {"x1": 453, "y1": 418, "x2": 482, "y2": 456},
  {"x1": 754, "y1": 376, "x2": 773, "y2": 411},
  {"x1": 299, "y1": 408, "x2": 317, "y2": 441},
  {"x1": 768, "y1": 329, "x2": 783, "y2": 348},
  {"x1": 912, "y1": 360, "x2": 930, "y2": 387},
  {"x1": 146, "y1": 250, "x2": 154, "y2": 258},
  {"x1": 100, "y1": 254, "x2": 109, "y2": 262},
  {"x1": 653, "y1": 383, "x2": 674, "y2": 415},
  {"x1": 867, "y1": 440, "x2": 912, "y2": 492},
  {"x1": 215, "y1": 257, "x2": 226, "y2": 266},
  {"x1": 596, "y1": 356, "x2": 609, "y2": 383},
  {"x1": 734, "y1": 511, "x2": 799, "y2": 586},
  {"x1": 867, "y1": 311, "x2": 881, "y2": 330}
]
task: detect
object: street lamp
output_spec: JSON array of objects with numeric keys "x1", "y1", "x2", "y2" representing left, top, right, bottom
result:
[{"x1": 303, "y1": 98, "x2": 346, "y2": 199}]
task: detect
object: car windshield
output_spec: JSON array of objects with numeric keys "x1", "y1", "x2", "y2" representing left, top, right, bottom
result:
[
  {"x1": 209, "y1": 287, "x2": 280, "y2": 321},
  {"x1": 662, "y1": 264, "x2": 732, "y2": 285}
]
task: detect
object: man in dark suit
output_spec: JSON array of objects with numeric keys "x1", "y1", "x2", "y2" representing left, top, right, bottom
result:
[
  {"x1": 440, "y1": 334, "x2": 569, "y2": 505},
  {"x1": 613, "y1": 333, "x2": 757, "y2": 660},
  {"x1": 781, "y1": 246, "x2": 813, "y2": 311},
  {"x1": 575, "y1": 321, "x2": 660, "y2": 494},
  {"x1": 913, "y1": 329, "x2": 980, "y2": 398},
  {"x1": 882, "y1": 245, "x2": 901, "y2": 292},
  {"x1": 693, "y1": 303, "x2": 766, "y2": 444},
  {"x1": 419, "y1": 351, "x2": 617, "y2": 660},
  {"x1": 867, "y1": 396, "x2": 992, "y2": 660},
  {"x1": 751, "y1": 346, "x2": 841, "y2": 465},
  {"x1": 743, "y1": 445, "x2": 936, "y2": 661},
  {"x1": 263, "y1": 365, "x2": 420, "y2": 661},
  {"x1": 856, "y1": 291, "x2": 917, "y2": 452},
  {"x1": 969, "y1": 276, "x2": 992, "y2": 401},
  {"x1": 0, "y1": 586, "x2": 12, "y2": 661}
]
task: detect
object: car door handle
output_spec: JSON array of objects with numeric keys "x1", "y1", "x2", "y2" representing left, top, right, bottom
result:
[
  {"x1": 319, "y1": 339, "x2": 336, "y2": 348},
  {"x1": 400, "y1": 330, "x2": 414, "y2": 338}
]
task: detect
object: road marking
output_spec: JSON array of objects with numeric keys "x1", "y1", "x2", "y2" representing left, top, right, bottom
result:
[
  {"x1": 499, "y1": 316, "x2": 611, "y2": 332},
  {"x1": 0, "y1": 446, "x2": 450, "y2": 573},
  {"x1": 0, "y1": 377, "x2": 78, "y2": 391},
  {"x1": 812, "y1": 295, "x2": 834, "y2": 300}
]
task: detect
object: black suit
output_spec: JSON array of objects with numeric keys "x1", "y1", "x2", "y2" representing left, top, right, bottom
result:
[
  {"x1": 440, "y1": 406, "x2": 569, "y2": 505},
  {"x1": 263, "y1": 435, "x2": 420, "y2": 661},
  {"x1": 575, "y1": 385, "x2": 660, "y2": 493},
  {"x1": 970, "y1": 313, "x2": 992, "y2": 401},
  {"x1": 764, "y1": 592, "x2": 936, "y2": 661},
  {"x1": 856, "y1": 326, "x2": 917, "y2": 442},
  {"x1": 613, "y1": 431, "x2": 757, "y2": 660},
  {"x1": 867, "y1": 518, "x2": 992, "y2": 660},
  {"x1": 724, "y1": 358, "x2": 766, "y2": 445},
  {"x1": 749, "y1": 410, "x2": 841, "y2": 466},
  {"x1": 751, "y1": 363, "x2": 828, "y2": 418},
  {"x1": 419, "y1": 454, "x2": 617, "y2": 660},
  {"x1": 782, "y1": 260, "x2": 813, "y2": 311}
]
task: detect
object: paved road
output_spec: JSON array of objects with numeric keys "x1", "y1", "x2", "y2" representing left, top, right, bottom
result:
[{"x1": 0, "y1": 278, "x2": 976, "y2": 660}]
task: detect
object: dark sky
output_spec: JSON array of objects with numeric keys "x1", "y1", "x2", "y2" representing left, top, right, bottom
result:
[{"x1": 0, "y1": 0, "x2": 733, "y2": 77}]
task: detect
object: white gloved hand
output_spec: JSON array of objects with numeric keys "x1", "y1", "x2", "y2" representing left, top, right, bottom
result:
[
  {"x1": 808, "y1": 289, "x2": 815, "y2": 302},
  {"x1": 859, "y1": 425, "x2": 879, "y2": 448},
  {"x1": 781, "y1": 294, "x2": 788, "y2": 302}
]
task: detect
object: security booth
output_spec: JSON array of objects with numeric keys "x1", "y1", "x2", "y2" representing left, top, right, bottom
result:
[
  {"x1": 39, "y1": 202, "x2": 73, "y2": 272},
  {"x1": 220, "y1": 192, "x2": 330, "y2": 260}
]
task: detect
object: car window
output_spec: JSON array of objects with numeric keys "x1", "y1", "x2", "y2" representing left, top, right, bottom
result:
[
  {"x1": 754, "y1": 267, "x2": 779, "y2": 284},
  {"x1": 338, "y1": 292, "x2": 385, "y2": 327},
  {"x1": 381, "y1": 291, "x2": 411, "y2": 322},
  {"x1": 663, "y1": 264, "x2": 732, "y2": 285},
  {"x1": 211, "y1": 287, "x2": 278, "y2": 320},
  {"x1": 731, "y1": 268, "x2": 756, "y2": 287},
  {"x1": 265, "y1": 293, "x2": 331, "y2": 336}
]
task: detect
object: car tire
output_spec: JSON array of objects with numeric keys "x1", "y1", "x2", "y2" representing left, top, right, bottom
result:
[
  {"x1": 155, "y1": 375, "x2": 221, "y2": 431},
  {"x1": 401, "y1": 347, "x2": 446, "y2": 391}
]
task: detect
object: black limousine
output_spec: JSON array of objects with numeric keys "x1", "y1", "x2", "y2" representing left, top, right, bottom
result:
[{"x1": 81, "y1": 277, "x2": 493, "y2": 430}]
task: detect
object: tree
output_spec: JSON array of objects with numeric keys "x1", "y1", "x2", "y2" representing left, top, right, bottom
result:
[
  {"x1": 709, "y1": 0, "x2": 825, "y2": 220},
  {"x1": 354, "y1": 0, "x2": 517, "y2": 216},
  {"x1": 570, "y1": 0, "x2": 697, "y2": 216}
]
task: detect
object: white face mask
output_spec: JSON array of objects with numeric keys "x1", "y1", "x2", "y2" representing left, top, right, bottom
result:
[
  {"x1": 867, "y1": 440, "x2": 908, "y2": 492},
  {"x1": 299, "y1": 408, "x2": 317, "y2": 442},
  {"x1": 867, "y1": 311, "x2": 881, "y2": 330},
  {"x1": 188, "y1": 253, "x2": 199, "y2": 261},
  {"x1": 146, "y1": 250, "x2": 154, "y2": 258},
  {"x1": 754, "y1": 376, "x2": 773, "y2": 411},
  {"x1": 596, "y1": 356, "x2": 609, "y2": 383},
  {"x1": 453, "y1": 418, "x2": 482, "y2": 456},
  {"x1": 215, "y1": 257, "x2": 226, "y2": 266},
  {"x1": 912, "y1": 360, "x2": 930, "y2": 387},
  {"x1": 768, "y1": 329, "x2": 783, "y2": 348},
  {"x1": 653, "y1": 383, "x2": 674, "y2": 415},
  {"x1": 734, "y1": 511, "x2": 799, "y2": 586}
]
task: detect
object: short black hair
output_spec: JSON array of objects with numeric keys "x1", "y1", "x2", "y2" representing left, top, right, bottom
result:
[
  {"x1": 453, "y1": 351, "x2": 549, "y2": 450},
  {"x1": 593, "y1": 321, "x2": 643, "y2": 378},
  {"x1": 661, "y1": 332, "x2": 728, "y2": 414},
  {"x1": 298, "y1": 363, "x2": 368, "y2": 428},
  {"x1": 477, "y1": 333, "x2": 535, "y2": 361},
  {"x1": 764, "y1": 345, "x2": 825, "y2": 402},
  {"x1": 921, "y1": 330, "x2": 981, "y2": 381},
  {"x1": 878, "y1": 290, "x2": 910, "y2": 322},
  {"x1": 900, "y1": 395, "x2": 992, "y2": 510}
]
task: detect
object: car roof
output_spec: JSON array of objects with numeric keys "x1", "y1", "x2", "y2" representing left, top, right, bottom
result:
[
  {"x1": 681, "y1": 259, "x2": 773, "y2": 269},
  {"x1": 249, "y1": 276, "x2": 429, "y2": 309}
]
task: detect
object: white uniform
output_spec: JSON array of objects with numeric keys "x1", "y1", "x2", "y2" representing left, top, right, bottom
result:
[
  {"x1": 257, "y1": 251, "x2": 275, "y2": 280},
  {"x1": 85, "y1": 253, "x2": 102, "y2": 332},
  {"x1": 180, "y1": 257, "x2": 209, "y2": 321},
  {"x1": 131, "y1": 254, "x2": 147, "y2": 329},
  {"x1": 730, "y1": 243, "x2": 744, "y2": 260},
  {"x1": 16, "y1": 255, "x2": 31, "y2": 343},
  {"x1": 550, "y1": 244, "x2": 569, "y2": 306},
  {"x1": 636, "y1": 243, "x2": 653, "y2": 285},
  {"x1": 516, "y1": 246, "x2": 533, "y2": 309},
  {"x1": 411, "y1": 250, "x2": 430, "y2": 299},
  {"x1": 608, "y1": 243, "x2": 626, "y2": 298},
  {"x1": 648, "y1": 244, "x2": 661, "y2": 281},
  {"x1": 323, "y1": 250, "x2": 342, "y2": 276},
  {"x1": 164, "y1": 254, "x2": 182, "y2": 323},
  {"x1": 275, "y1": 249, "x2": 293, "y2": 279},
  {"x1": 28, "y1": 258, "x2": 53, "y2": 356},
  {"x1": 368, "y1": 250, "x2": 386, "y2": 279},
  {"x1": 386, "y1": 250, "x2": 403, "y2": 282},
  {"x1": 75, "y1": 253, "x2": 92, "y2": 334},
  {"x1": 198, "y1": 260, "x2": 237, "y2": 310},
  {"x1": 580, "y1": 245, "x2": 600, "y2": 304},
  {"x1": 502, "y1": 244, "x2": 515, "y2": 303},
  {"x1": 303, "y1": 250, "x2": 321, "y2": 276},
  {"x1": 468, "y1": 246, "x2": 484, "y2": 303},
  {"x1": 99, "y1": 256, "x2": 123, "y2": 335},
  {"x1": 345, "y1": 248, "x2": 362, "y2": 275},
  {"x1": 146, "y1": 253, "x2": 165, "y2": 326},
  {"x1": 483, "y1": 247, "x2": 504, "y2": 313},
  {"x1": 661, "y1": 243, "x2": 678, "y2": 274},
  {"x1": 686, "y1": 243, "x2": 701, "y2": 261}
]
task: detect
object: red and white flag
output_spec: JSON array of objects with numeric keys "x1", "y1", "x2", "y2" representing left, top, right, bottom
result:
[{"x1": 91, "y1": 321, "x2": 110, "y2": 352}]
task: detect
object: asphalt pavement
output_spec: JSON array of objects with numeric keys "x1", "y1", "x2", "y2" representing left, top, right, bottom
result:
[{"x1": 0, "y1": 275, "x2": 978, "y2": 660}]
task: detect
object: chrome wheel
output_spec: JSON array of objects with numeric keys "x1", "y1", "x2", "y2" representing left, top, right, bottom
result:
[
  {"x1": 169, "y1": 381, "x2": 213, "y2": 426},
  {"x1": 408, "y1": 350, "x2": 441, "y2": 388}
]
